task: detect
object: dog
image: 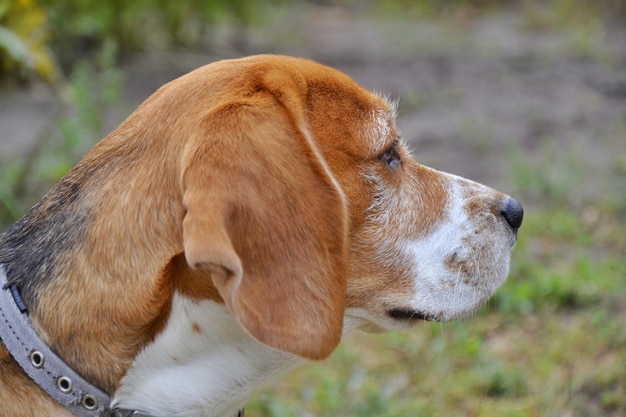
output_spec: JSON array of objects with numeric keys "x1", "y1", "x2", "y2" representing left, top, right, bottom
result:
[{"x1": 0, "y1": 55, "x2": 523, "y2": 417}]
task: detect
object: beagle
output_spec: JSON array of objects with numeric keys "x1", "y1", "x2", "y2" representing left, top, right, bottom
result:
[{"x1": 0, "y1": 55, "x2": 523, "y2": 417}]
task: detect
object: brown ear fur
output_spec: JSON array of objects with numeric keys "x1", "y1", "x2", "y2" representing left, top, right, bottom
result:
[{"x1": 181, "y1": 74, "x2": 348, "y2": 360}]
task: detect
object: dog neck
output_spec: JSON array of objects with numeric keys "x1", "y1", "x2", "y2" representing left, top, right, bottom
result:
[
  {"x1": 0, "y1": 265, "x2": 141, "y2": 417},
  {"x1": 0, "y1": 136, "x2": 190, "y2": 394},
  {"x1": 1, "y1": 261, "x2": 277, "y2": 417}
]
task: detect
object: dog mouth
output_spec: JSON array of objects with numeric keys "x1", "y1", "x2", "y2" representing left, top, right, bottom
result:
[{"x1": 387, "y1": 308, "x2": 439, "y2": 322}]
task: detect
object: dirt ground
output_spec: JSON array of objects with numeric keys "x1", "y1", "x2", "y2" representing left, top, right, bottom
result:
[{"x1": 1, "y1": 4, "x2": 625, "y2": 200}]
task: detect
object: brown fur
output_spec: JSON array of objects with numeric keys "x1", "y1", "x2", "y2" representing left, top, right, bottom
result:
[{"x1": 0, "y1": 55, "x2": 457, "y2": 416}]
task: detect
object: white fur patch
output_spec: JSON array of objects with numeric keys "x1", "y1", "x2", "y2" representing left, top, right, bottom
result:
[
  {"x1": 402, "y1": 177, "x2": 512, "y2": 320},
  {"x1": 113, "y1": 294, "x2": 301, "y2": 417}
]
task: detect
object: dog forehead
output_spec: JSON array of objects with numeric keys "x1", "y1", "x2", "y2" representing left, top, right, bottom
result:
[
  {"x1": 300, "y1": 77, "x2": 396, "y2": 157},
  {"x1": 235, "y1": 55, "x2": 397, "y2": 158},
  {"x1": 180, "y1": 55, "x2": 397, "y2": 156}
]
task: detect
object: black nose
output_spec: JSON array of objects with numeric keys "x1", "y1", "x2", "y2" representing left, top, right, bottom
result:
[{"x1": 501, "y1": 197, "x2": 524, "y2": 230}]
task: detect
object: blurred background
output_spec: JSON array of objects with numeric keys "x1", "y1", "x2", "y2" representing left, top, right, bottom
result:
[{"x1": 1, "y1": 0, "x2": 625, "y2": 416}]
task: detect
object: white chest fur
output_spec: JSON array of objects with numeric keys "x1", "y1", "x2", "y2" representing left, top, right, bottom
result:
[{"x1": 113, "y1": 293, "x2": 301, "y2": 417}]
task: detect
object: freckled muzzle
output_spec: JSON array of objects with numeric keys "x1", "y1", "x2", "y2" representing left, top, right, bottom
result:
[{"x1": 377, "y1": 176, "x2": 525, "y2": 326}]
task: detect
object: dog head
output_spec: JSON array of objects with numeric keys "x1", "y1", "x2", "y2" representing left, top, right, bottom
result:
[
  {"x1": 0, "y1": 56, "x2": 523, "y2": 412},
  {"x1": 173, "y1": 55, "x2": 522, "y2": 359}
]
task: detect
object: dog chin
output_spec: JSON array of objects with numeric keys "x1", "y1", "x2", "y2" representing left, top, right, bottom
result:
[{"x1": 344, "y1": 275, "x2": 506, "y2": 334}]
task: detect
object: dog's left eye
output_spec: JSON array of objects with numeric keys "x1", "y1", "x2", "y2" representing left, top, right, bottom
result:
[{"x1": 378, "y1": 143, "x2": 402, "y2": 171}]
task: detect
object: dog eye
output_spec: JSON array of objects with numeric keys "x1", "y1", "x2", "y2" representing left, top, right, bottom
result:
[{"x1": 378, "y1": 143, "x2": 402, "y2": 171}]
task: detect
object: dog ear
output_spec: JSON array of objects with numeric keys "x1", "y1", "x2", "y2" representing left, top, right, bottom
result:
[{"x1": 181, "y1": 87, "x2": 348, "y2": 360}]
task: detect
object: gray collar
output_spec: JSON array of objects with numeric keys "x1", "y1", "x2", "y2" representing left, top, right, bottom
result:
[
  {"x1": 0, "y1": 264, "x2": 245, "y2": 417},
  {"x1": 0, "y1": 264, "x2": 140, "y2": 417}
]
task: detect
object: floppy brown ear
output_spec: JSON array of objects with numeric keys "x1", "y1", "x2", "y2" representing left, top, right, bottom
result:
[{"x1": 181, "y1": 86, "x2": 348, "y2": 360}]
